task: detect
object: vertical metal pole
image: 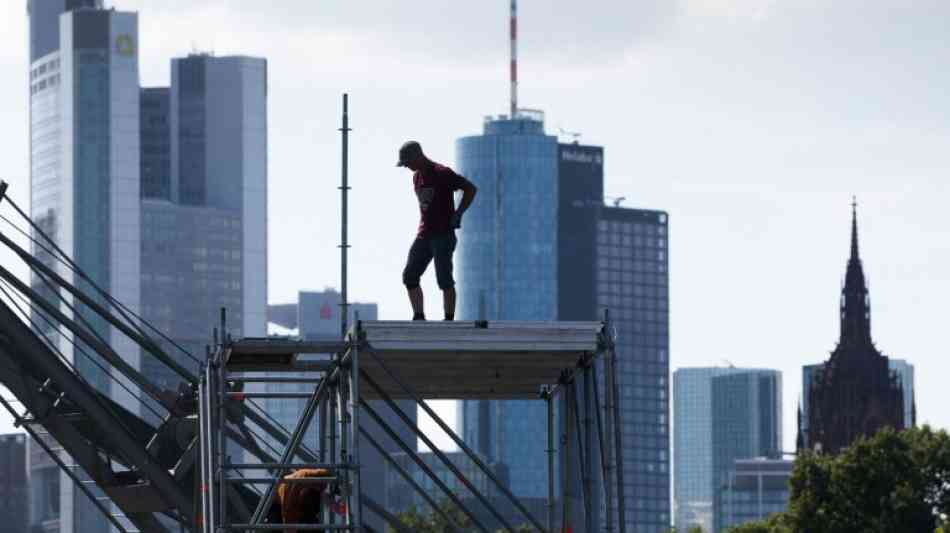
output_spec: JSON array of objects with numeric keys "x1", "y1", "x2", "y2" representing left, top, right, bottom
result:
[
  {"x1": 546, "y1": 391, "x2": 555, "y2": 533},
  {"x1": 198, "y1": 376, "x2": 210, "y2": 533},
  {"x1": 606, "y1": 310, "x2": 627, "y2": 533},
  {"x1": 350, "y1": 318, "x2": 363, "y2": 530},
  {"x1": 600, "y1": 356, "x2": 615, "y2": 532},
  {"x1": 319, "y1": 395, "x2": 328, "y2": 463},
  {"x1": 205, "y1": 363, "x2": 217, "y2": 532},
  {"x1": 561, "y1": 386, "x2": 572, "y2": 532},
  {"x1": 329, "y1": 368, "x2": 338, "y2": 528},
  {"x1": 339, "y1": 93, "x2": 351, "y2": 338},
  {"x1": 583, "y1": 371, "x2": 595, "y2": 533},
  {"x1": 217, "y1": 353, "x2": 228, "y2": 532}
]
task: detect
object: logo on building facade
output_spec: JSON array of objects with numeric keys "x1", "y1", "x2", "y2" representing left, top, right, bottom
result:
[
  {"x1": 561, "y1": 150, "x2": 603, "y2": 165},
  {"x1": 116, "y1": 34, "x2": 136, "y2": 57},
  {"x1": 320, "y1": 303, "x2": 333, "y2": 320}
]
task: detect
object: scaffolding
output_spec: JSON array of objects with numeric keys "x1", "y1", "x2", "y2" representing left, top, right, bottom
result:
[{"x1": 199, "y1": 318, "x2": 627, "y2": 533}]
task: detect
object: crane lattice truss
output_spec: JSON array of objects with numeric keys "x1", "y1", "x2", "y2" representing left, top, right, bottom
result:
[{"x1": 0, "y1": 182, "x2": 629, "y2": 532}]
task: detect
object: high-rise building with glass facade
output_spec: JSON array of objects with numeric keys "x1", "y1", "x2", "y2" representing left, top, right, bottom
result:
[
  {"x1": 27, "y1": 4, "x2": 140, "y2": 531},
  {"x1": 457, "y1": 114, "x2": 670, "y2": 532},
  {"x1": 673, "y1": 368, "x2": 782, "y2": 533},
  {"x1": 456, "y1": 114, "x2": 558, "y2": 513},
  {"x1": 140, "y1": 53, "x2": 268, "y2": 397},
  {"x1": 597, "y1": 206, "x2": 670, "y2": 531},
  {"x1": 26, "y1": 3, "x2": 268, "y2": 531},
  {"x1": 711, "y1": 371, "x2": 782, "y2": 532}
]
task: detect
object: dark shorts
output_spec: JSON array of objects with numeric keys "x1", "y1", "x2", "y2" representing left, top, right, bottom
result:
[{"x1": 402, "y1": 232, "x2": 457, "y2": 290}]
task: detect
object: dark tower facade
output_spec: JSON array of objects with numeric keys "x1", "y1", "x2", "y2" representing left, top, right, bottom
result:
[{"x1": 800, "y1": 203, "x2": 906, "y2": 454}]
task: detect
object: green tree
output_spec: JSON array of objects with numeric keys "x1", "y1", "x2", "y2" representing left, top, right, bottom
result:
[
  {"x1": 727, "y1": 426, "x2": 950, "y2": 533},
  {"x1": 391, "y1": 499, "x2": 531, "y2": 533}
]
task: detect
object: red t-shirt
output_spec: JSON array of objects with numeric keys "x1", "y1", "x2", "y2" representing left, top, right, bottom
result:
[{"x1": 413, "y1": 162, "x2": 466, "y2": 237}]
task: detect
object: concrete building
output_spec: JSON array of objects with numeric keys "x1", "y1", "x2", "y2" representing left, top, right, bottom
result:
[
  {"x1": 457, "y1": 113, "x2": 671, "y2": 532},
  {"x1": 673, "y1": 368, "x2": 782, "y2": 533},
  {"x1": 0, "y1": 433, "x2": 28, "y2": 533},
  {"x1": 719, "y1": 458, "x2": 793, "y2": 531},
  {"x1": 266, "y1": 290, "x2": 414, "y2": 532}
]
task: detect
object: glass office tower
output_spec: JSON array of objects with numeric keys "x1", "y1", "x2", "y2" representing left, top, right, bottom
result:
[
  {"x1": 674, "y1": 368, "x2": 746, "y2": 532},
  {"x1": 456, "y1": 114, "x2": 559, "y2": 502},
  {"x1": 139, "y1": 54, "x2": 268, "y2": 398},
  {"x1": 457, "y1": 114, "x2": 671, "y2": 532},
  {"x1": 27, "y1": 4, "x2": 140, "y2": 531},
  {"x1": 597, "y1": 206, "x2": 670, "y2": 531}
]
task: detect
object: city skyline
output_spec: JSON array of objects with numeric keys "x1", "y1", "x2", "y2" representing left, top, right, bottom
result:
[{"x1": 1, "y1": 0, "x2": 949, "y2": 461}]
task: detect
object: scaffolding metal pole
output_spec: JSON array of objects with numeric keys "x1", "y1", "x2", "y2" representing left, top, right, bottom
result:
[
  {"x1": 591, "y1": 362, "x2": 613, "y2": 533},
  {"x1": 339, "y1": 93, "x2": 351, "y2": 338},
  {"x1": 248, "y1": 366, "x2": 333, "y2": 526},
  {"x1": 572, "y1": 382, "x2": 592, "y2": 529},
  {"x1": 546, "y1": 391, "x2": 555, "y2": 533},
  {"x1": 359, "y1": 426, "x2": 463, "y2": 533},
  {"x1": 205, "y1": 363, "x2": 218, "y2": 532},
  {"x1": 359, "y1": 399, "x2": 491, "y2": 533},
  {"x1": 561, "y1": 383, "x2": 572, "y2": 532},
  {"x1": 360, "y1": 347, "x2": 548, "y2": 533},
  {"x1": 348, "y1": 326, "x2": 363, "y2": 530},
  {"x1": 583, "y1": 366, "x2": 595, "y2": 533},
  {"x1": 360, "y1": 369, "x2": 518, "y2": 533},
  {"x1": 605, "y1": 314, "x2": 627, "y2": 533},
  {"x1": 217, "y1": 352, "x2": 229, "y2": 532}
]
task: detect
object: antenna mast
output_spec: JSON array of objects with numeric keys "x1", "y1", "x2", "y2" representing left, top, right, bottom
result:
[{"x1": 510, "y1": 0, "x2": 518, "y2": 118}]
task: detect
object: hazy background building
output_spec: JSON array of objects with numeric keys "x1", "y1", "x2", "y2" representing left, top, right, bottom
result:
[
  {"x1": 0, "y1": 433, "x2": 28, "y2": 533},
  {"x1": 140, "y1": 52, "x2": 268, "y2": 400},
  {"x1": 457, "y1": 113, "x2": 670, "y2": 532},
  {"x1": 718, "y1": 458, "x2": 793, "y2": 531},
  {"x1": 674, "y1": 368, "x2": 782, "y2": 533},
  {"x1": 711, "y1": 370, "x2": 782, "y2": 532}
]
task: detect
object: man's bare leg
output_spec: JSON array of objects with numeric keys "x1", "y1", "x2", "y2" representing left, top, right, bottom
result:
[
  {"x1": 408, "y1": 287, "x2": 425, "y2": 320},
  {"x1": 443, "y1": 287, "x2": 456, "y2": 321}
]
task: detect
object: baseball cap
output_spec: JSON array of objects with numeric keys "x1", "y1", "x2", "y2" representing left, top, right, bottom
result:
[{"x1": 396, "y1": 141, "x2": 423, "y2": 167}]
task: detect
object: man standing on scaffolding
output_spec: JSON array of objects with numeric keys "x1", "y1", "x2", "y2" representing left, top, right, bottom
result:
[{"x1": 398, "y1": 141, "x2": 477, "y2": 321}]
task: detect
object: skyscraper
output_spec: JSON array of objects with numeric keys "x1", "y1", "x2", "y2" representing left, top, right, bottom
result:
[
  {"x1": 799, "y1": 205, "x2": 911, "y2": 454},
  {"x1": 26, "y1": 3, "x2": 269, "y2": 531},
  {"x1": 457, "y1": 114, "x2": 558, "y2": 508},
  {"x1": 673, "y1": 368, "x2": 782, "y2": 533},
  {"x1": 711, "y1": 371, "x2": 782, "y2": 532},
  {"x1": 140, "y1": 53, "x2": 268, "y2": 395},
  {"x1": 457, "y1": 114, "x2": 671, "y2": 532},
  {"x1": 27, "y1": 4, "x2": 141, "y2": 531}
]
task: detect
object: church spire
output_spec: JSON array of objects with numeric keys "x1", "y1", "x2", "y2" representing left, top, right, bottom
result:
[
  {"x1": 850, "y1": 196, "x2": 859, "y2": 260},
  {"x1": 840, "y1": 198, "x2": 872, "y2": 347}
]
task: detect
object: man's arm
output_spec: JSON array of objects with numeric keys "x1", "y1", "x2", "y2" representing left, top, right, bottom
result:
[{"x1": 456, "y1": 177, "x2": 477, "y2": 216}]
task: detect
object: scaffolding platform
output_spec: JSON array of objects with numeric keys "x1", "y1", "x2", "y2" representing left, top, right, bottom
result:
[
  {"x1": 353, "y1": 320, "x2": 603, "y2": 399},
  {"x1": 199, "y1": 318, "x2": 628, "y2": 533}
]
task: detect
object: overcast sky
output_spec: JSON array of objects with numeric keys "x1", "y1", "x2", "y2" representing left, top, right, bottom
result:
[{"x1": 1, "y1": 1, "x2": 949, "y2": 454}]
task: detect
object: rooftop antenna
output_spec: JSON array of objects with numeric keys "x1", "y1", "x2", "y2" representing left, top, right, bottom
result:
[
  {"x1": 510, "y1": 0, "x2": 518, "y2": 118},
  {"x1": 558, "y1": 128, "x2": 582, "y2": 143}
]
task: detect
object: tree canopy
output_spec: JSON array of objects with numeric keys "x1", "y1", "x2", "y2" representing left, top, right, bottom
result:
[{"x1": 729, "y1": 426, "x2": 950, "y2": 533}]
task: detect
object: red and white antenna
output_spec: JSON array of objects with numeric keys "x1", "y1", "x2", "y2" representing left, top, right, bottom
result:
[{"x1": 510, "y1": 0, "x2": 518, "y2": 118}]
